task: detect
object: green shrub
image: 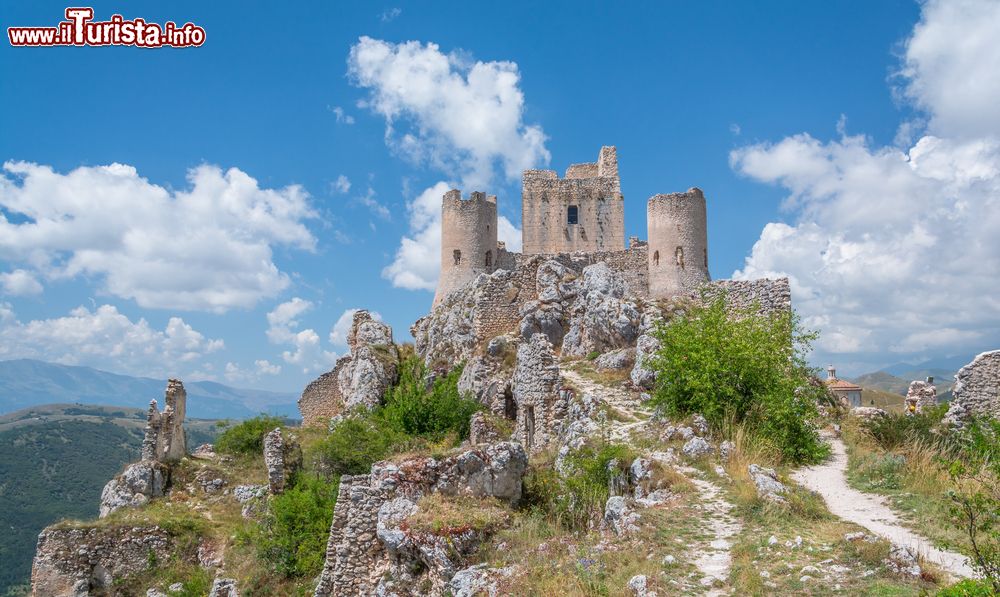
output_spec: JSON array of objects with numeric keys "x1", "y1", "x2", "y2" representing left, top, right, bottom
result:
[
  {"x1": 377, "y1": 356, "x2": 480, "y2": 441},
  {"x1": 937, "y1": 579, "x2": 997, "y2": 596},
  {"x1": 311, "y1": 416, "x2": 405, "y2": 476},
  {"x1": 944, "y1": 419, "x2": 1000, "y2": 592},
  {"x1": 242, "y1": 474, "x2": 338, "y2": 578},
  {"x1": 852, "y1": 452, "x2": 906, "y2": 491},
  {"x1": 214, "y1": 415, "x2": 285, "y2": 456},
  {"x1": 864, "y1": 404, "x2": 948, "y2": 451},
  {"x1": 524, "y1": 442, "x2": 636, "y2": 531},
  {"x1": 649, "y1": 294, "x2": 826, "y2": 464}
]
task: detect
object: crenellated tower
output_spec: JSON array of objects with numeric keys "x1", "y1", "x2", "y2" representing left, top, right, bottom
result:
[
  {"x1": 433, "y1": 189, "x2": 499, "y2": 307},
  {"x1": 521, "y1": 146, "x2": 625, "y2": 254},
  {"x1": 647, "y1": 188, "x2": 710, "y2": 298}
]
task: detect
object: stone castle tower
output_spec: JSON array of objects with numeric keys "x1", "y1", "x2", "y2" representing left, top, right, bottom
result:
[
  {"x1": 433, "y1": 190, "x2": 498, "y2": 307},
  {"x1": 521, "y1": 146, "x2": 625, "y2": 254},
  {"x1": 432, "y1": 145, "x2": 712, "y2": 305},
  {"x1": 647, "y1": 188, "x2": 710, "y2": 298}
]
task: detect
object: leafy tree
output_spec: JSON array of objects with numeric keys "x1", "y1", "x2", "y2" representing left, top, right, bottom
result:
[{"x1": 649, "y1": 294, "x2": 826, "y2": 463}]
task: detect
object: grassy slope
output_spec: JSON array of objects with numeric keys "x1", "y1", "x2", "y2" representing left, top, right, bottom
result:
[{"x1": 0, "y1": 405, "x2": 220, "y2": 595}]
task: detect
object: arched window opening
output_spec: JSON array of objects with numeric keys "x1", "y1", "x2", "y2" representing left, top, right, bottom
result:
[
  {"x1": 653, "y1": 250, "x2": 659, "y2": 266},
  {"x1": 453, "y1": 249, "x2": 462, "y2": 265},
  {"x1": 503, "y1": 387, "x2": 516, "y2": 420},
  {"x1": 675, "y1": 246, "x2": 685, "y2": 268}
]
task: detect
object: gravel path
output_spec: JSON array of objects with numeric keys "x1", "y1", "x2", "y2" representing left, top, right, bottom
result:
[{"x1": 792, "y1": 434, "x2": 976, "y2": 580}]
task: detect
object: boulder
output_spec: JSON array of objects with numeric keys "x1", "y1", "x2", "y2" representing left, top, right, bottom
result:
[
  {"x1": 604, "y1": 496, "x2": 640, "y2": 536},
  {"x1": 851, "y1": 407, "x2": 888, "y2": 423},
  {"x1": 682, "y1": 437, "x2": 712, "y2": 458},
  {"x1": 628, "y1": 574, "x2": 657, "y2": 597},
  {"x1": 447, "y1": 564, "x2": 516, "y2": 597},
  {"x1": 885, "y1": 545, "x2": 922, "y2": 577},
  {"x1": 595, "y1": 347, "x2": 636, "y2": 371},
  {"x1": 99, "y1": 461, "x2": 169, "y2": 518},
  {"x1": 208, "y1": 578, "x2": 240, "y2": 597},
  {"x1": 748, "y1": 464, "x2": 787, "y2": 503}
]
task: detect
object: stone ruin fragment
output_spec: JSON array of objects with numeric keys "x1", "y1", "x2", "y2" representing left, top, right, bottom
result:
[{"x1": 99, "y1": 379, "x2": 188, "y2": 518}]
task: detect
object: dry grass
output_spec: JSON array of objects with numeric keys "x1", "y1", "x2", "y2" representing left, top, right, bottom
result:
[{"x1": 405, "y1": 494, "x2": 511, "y2": 536}]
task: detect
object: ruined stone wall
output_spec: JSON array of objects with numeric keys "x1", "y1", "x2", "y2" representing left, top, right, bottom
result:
[
  {"x1": 32, "y1": 526, "x2": 177, "y2": 597},
  {"x1": 705, "y1": 277, "x2": 792, "y2": 318},
  {"x1": 521, "y1": 146, "x2": 625, "y2": 255},
  {"x1": 140, "y1": 379, "x2": 187, "y2": 463},
  {"x1": 298, "y1": 358, "x2": 350, "y2": 427},
  {"x1": 944, "y1": 350, "x2": 1000, "y2": 425},
  {"x1": 647, "y1": 189, "x2": 710, "y2": 299},
  {"x1": 314, "y1": 474, "x2": 384, "y2": 597},
  {"x1": 434, "y1": 190, "x2": 498, "y2": 307},
  {"x1": 511, "y1": 334, "x2": 567, "y2": 453}
]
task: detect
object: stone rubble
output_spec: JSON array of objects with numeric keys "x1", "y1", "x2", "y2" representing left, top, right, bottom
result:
[{"x1": 748, "y1": 464, "x2": 787, "y2": 503}]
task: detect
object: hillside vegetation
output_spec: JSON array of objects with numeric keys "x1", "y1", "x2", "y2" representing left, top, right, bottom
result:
[{"x1": 0, "y1": 405, "x2": 220, "y2": 596}]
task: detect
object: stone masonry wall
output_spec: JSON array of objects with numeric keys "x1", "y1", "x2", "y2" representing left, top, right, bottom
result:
[
  {"x1": 434, "y1": 191, "x2": 498, "y2": 307},
  {"x1": 647, "y1": 189, "x2": 710, "y2": 299},
  {"x1": 945, "y1": 350, "x2": 1000, "y2": 425},
  {"x1": 522, "y1": 146, "x2": 625, "y2": 255},
  {"x1": 705, "y1": 277, "x2": 792, "y2": 318}
]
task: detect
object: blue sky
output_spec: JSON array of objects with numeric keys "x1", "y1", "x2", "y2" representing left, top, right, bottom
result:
[{"x1": 2, "y1": 0, "x2": 998, "y2": 391}]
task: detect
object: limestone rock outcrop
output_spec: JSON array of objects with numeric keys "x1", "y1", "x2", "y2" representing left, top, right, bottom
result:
[
  {"x1": 99, "y1": 461, "x2": 169, "y2": 518},
  {"x1": 99, "y1": 380, "x2": 187, "y2": 518},
  {"x1": 944, "y1": 350, "x2": 1000, "y2": 427},
  {"x1": 299, "y1": 310, "x2": 399, "y2": 426},
  {"x1": 313, "y1": 442, "x2": 527, "y2": 597},
  {"x1": 31, "y1": 526, "x2": 178, "y2": 597},
  {"x1": 562, "y1": 263, "x2": 641, "y2": 357},
  {"x1": 518, "y1": 260, "x2": 579, "y2": 347},
  {"x1": 748, "y1": 464, "x2": 787, "y2": 503},
  {"x1": 630, "y1": 333, "x2": 661, "y2": 390},
  {"x1": 263, "y1": 427, "x2": 302, "y2": 494}
]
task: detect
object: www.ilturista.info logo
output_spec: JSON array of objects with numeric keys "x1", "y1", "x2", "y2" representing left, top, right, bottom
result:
[{"x1": 8, "y1": 8, "x2": 205, "y2": 48}]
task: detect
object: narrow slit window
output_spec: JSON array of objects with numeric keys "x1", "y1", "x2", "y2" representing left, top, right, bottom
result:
[
  {"x1": 453, "y1": 249, "x2": 462, "y2": 265},
  {"x1": 567, "y1": 205, "x2": 579, "y2": 225},
  {"x1": 485, "y1": 250, "x2": 492, "y2": 267}
]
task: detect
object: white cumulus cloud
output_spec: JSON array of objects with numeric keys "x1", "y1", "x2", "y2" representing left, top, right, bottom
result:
[
  {"x1": 730, "y1": 0, "x2": 1000, "y2": 372},
  {"x1": 265, "y1": 298, "x2": 336, "y2": 373},
  {"x1": 0, "y1": 162, "x2": 317, "y2": 312},
  {"x1": 347, "y1": 37, "x2": 544, "y2": 291},
  {"x1": 0, "y1": 303, "x2": 223, "y2": 378},
  {"x1": 0, "y1": 269, "x2": 43, "y2": 296}
]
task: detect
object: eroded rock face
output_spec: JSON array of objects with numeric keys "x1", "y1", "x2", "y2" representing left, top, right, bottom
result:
[
  {"x1": 299, "y1": 310, "x2": 399, "y2": 426},
  {"x1": 518, "y1": 260, "x2": 579, "y2": 347},
  {"x1": 562, "y1": 263, "x2": 641, "y2": 357},
  {"x1": 31, "y1": 526, "x2": 177, "y2": 597},
  {"x1": 141, "y1": 379, "x2": 187, "y2": 464},
  {"x1": 99, "y1": 461, "x2": 168, "y2": 519},
  {"x1": 630, "y1": 333, "x2": 661, "y2": 390},
  {"x1": 314, "y1": 442, "x2": 528, "y2": 597},
  {"x1": 263, "y1": 427, "x2": 302, "y2": 494},
  {"x1": 208, "y1": 578, "x2": 240, "y2": 597},
  {"x1": 944, "y1": 350, "x2": 1000, "y2": 427}
]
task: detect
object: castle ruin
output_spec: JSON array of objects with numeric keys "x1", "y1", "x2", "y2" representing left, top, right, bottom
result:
[{"x1": 433, "y1": 146, "x2": 711, "y2": 307}]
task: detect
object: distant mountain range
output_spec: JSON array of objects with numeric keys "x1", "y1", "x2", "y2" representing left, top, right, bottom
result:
[
  {"x1": 849, "y1": 366, "x2": 958, "y2": 401},
  {"x1": 0, "y1": 359, "x2": 300, "y2": 419}
]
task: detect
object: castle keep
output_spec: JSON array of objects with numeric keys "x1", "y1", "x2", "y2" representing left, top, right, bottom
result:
[{"x1": 434, "y1": 145, "x2": 711, "y2": 307}]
